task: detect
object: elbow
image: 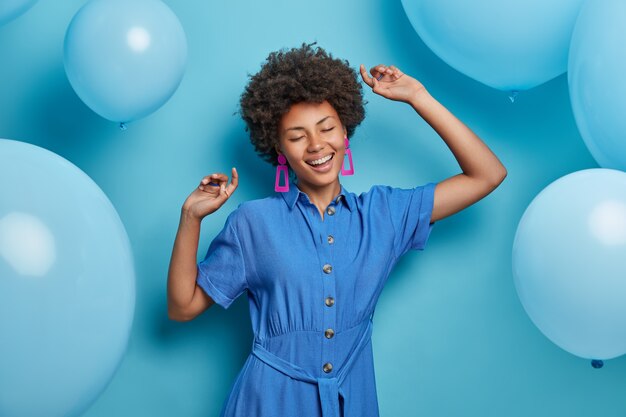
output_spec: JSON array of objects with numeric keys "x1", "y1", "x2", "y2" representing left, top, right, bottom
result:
[
  {"x1": 499, "y1": 167, "x2": 508, "y2": 183},
  {"x1": 168, "y1": 312, "x2": 193, "y2": 322},
  {"x1": 498, "y1": 169, "x2": 507, "y2": 185},
  {"x1": 168, "y1": 305, "x2": 193, "y2": 322},
  {"x1": 488, "y1": 167, "x2": 507, "y2": 189},
  {"x1": 168, "y1": 313, "x2": 187, "y2": 322}
]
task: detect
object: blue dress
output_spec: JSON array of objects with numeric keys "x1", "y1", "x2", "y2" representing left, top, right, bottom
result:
[{"x1": 197, "y1": 180, "x2": 437, "y2": 417}]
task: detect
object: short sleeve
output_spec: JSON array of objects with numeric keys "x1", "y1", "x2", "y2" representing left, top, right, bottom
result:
[
  {"x1": 383, "y1": 182, "x2": 437, "y2": 257},
  {"x1": 196, "y1": 210, "x2": 247, "y2": 309}
]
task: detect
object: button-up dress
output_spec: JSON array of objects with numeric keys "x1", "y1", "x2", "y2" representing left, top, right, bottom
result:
[{"x1": 196, "y1": 180, "x2": 436, "y2": 417}]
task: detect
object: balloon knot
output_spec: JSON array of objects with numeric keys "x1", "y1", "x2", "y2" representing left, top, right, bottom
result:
[{"x1": 591, "y1": 359, "x2": 604, "y2": 369}]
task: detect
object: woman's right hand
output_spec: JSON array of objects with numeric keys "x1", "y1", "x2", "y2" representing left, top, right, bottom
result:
[{"x1": 182, "y1": 167, "x2": 239, "y2": 220}]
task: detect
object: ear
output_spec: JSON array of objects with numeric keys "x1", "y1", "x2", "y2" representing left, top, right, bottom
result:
[
  {"x1": 274, "y1": 143, "x2": 282, "y2": 155},
  {"x1": 342, "y1": 125, "x2": 347, "y2": 138}
]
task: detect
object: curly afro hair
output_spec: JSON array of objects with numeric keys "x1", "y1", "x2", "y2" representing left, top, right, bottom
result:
[{"x1": 239, "y1": 42, "x2": 366, "y2": 166}]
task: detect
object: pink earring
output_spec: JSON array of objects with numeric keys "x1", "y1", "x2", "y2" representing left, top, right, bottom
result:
[
  {"x1": 341, "y1": 137, "x2": 354, "y2": 176},
  {"x1": 275, "y1": 154, "x2": 289, "y2": 192}
]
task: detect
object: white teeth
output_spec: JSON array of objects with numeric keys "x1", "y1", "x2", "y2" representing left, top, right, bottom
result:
[{"x1": 309, "y1": 154, "x2": 332, "y2": 166}]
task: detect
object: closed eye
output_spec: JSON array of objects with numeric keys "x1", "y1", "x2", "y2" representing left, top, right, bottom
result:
[
  {"x1": 322, "y1": 127, "x2": 335, "y2": 132},
  {"x1": 289, "y1": 136, "x2": 304, "y2": 141}
]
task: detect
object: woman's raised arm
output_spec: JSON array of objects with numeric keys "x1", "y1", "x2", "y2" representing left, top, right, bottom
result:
[
  {"x1": 360, "y1": 64, "x2": 507, "y2": 223},
  {"x1": 167, "y1": 168, "x2": 238, "y2": 321}
]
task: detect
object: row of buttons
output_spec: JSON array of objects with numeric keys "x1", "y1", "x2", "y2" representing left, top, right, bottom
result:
[
  {"x1": 324, "y1": 295, "x2": 334, "y2": 373},
  {"x1": 323, "y1": 202, "x2": 338, "y2": 374},
  {"x1": 323, "y1": 279, "x2": 335, "y2": 373},
  {"x1": 325, "y1": 237, "x2": 334, "y2": 359}
]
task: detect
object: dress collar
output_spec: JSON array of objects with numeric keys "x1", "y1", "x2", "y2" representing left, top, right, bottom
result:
[{"x1": 280, "y1": 181, "x2": 354, "y2": 212}]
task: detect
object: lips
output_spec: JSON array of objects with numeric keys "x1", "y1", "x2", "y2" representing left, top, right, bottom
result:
[{"x1": 306, "y1": 153, "x2": 334, "y2": 167}]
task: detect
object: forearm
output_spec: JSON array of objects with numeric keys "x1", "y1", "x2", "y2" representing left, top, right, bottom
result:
[
  {"x1": 167, "y1": 209, "x2": 202, "y2": 315},
  {"x1": 409, "y1": 90, "x2": 507, "y2": 183}
]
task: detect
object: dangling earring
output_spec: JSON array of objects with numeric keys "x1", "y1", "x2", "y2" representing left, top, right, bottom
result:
[
  {"x1": 341, "y1": 137, "x2": 354, "y2": 176},
  {"x1": 275, "y1": 154, "x2": 289, "y2": 192}
]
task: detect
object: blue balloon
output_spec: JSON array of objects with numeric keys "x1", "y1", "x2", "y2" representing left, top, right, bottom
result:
[
  {"x1": 569, "y1": 0, "x2": 626, "y2": 170},
  {"x1": 0, "y1": 139, "x2": 135, "y2": 416},
  {"x1": 400, "y1": 0, "x2": 586, "y2": 92},
  {"x1": 0, "y1": 0, "x2": 38, "y2": 26},
  {"x1": 512, "y1": 169, "x2": 626, "y2": 360},
  {"x1": 63, "y1": 0, "x2": 187, "y2": 124}
]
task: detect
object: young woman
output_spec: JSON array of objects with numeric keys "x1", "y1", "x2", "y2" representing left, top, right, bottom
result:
[{"x1": 167, "y1": 43, "x2": 506, "y2": 417}]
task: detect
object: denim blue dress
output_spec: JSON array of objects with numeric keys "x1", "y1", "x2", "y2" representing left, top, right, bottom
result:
[{"x1": 196, "y1": 180, "x2": 436, "y2": 417}]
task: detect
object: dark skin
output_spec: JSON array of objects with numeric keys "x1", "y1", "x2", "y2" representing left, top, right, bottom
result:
[{"x1": 166, "y1": 63, "x2": 507, "y2": 321}]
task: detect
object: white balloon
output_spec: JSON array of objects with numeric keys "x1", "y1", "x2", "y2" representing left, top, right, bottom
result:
[
  {"x1": 401, "y1": 0, "x2": 585, "y2": 92},
  {"x1": 513, "y1": 169, "x2": 626, "y2": 360}
]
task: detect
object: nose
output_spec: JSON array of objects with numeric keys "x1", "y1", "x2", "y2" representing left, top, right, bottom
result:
[{"x1": 307, "y1": 132, "x2": 325, "y2": 153}]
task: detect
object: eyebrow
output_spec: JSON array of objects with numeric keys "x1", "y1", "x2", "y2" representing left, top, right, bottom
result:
[{"x1": 284, "y1": 116, "x2": 335, "y2": 132}]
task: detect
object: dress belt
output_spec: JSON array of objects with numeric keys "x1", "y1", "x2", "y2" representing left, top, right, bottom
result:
[{"x1": 251, "y1": 318, "x2": 373, "y2": 417}]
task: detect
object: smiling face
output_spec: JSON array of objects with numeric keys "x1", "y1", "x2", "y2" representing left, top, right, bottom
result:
[{"x1": 276, "y1": 100, "x2": 347, "y2": 192}]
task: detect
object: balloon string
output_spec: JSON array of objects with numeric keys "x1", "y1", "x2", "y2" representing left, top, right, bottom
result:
[
  {"x1": 508, "y1": 90, "x2": 519, "y2": 103},
  {"x1": 119, "y1": 122, "x2": 128, "y2": 131}
]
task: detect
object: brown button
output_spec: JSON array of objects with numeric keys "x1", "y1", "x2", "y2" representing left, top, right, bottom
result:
[
  {"x1": 327, "y1": 235, "x2": 334, "y2": 244},
  {"x1": 325, "y1": 329, "x2": 335, "y2": 339},
  {"x1": 323, "y1": 362, "x2": 333, "y2": 373},
  {"x1": 326, "y1": 206, "x2": 336, "y2": 216},
  {"x1": 322, "y1": 264, "x2": 332, "y2": 274},
  {"x1": 325, "y1": 297, "x2": 335, "y2": 307}
]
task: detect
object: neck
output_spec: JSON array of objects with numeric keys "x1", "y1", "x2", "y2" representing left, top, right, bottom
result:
[{"x1": 296, "y1": 179, "x2": 341, "y2": 214}]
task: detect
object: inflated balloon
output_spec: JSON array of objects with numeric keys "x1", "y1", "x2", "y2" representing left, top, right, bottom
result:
[
  {"x1": 569, "y1": 0, "x2": 626, "y2": 171},
  {"x1": 64, "y1": 0, "x2": 187, "y2": 125},
  {"x1": 513, "y1": 169, "x2": 626, "y2": 360},
  {"x1": 400, "y1": 0, "x2": 585, "y2": 93},
  {"x1": 0, "y1": 0, "x2": 38, "y2": 26},
  {"x1": 0, "y1": 139, "x2": 135, "y2": 416}
]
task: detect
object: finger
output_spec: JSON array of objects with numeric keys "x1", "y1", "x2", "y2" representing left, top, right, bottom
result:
[
  {"x1": 370, "y1": 64, "x2": 386, "y2": 76},
  {"x1": 225, "y1": 166, "x2": 240, "y2": 198},
  {"x1": 371, "y1": 76, "x2": 390, "y2": 98},
  {"x1": 201, "y1": 174, "x2": 225, "y2": 186},
  {"x1": 372, "y1": 78, "x2": 382, "y2": 95},
  {"x1": 198, "y1": 183, "x2": 218, "y2": 192},
  {"x1": 359, "y1": 64, "x2": 374, "y2": 87},
  {"x1": 378, "y1": 66, "x2": 394, "y2": 81},
  {"x1": 199, "y1": 174, "x2": 224, "y2": 193},
  {"x1": 370, "y1": 64, "x2": 386, "y2": 79},
  {"x1": 198, "y1": 184, "x2": 220, "y2": 193},
  {"x1": 225, "y1": 167, "x2": 239, "y2": 196},
  {"x1": 387, "y1": 65, "x2": 404, "y2": 79},
  {"x1": 199, "y1": 176, "x2": 211, "y2": 191},
  {"x1": 210, "y1": 173, "x2": 230, "y2": 187},
  {"x1": 210, "y1": 173, "x2": 229, "y2": 182},
  {"x1": 371, "y1": 76, "x2": 381, "y2": 94}
]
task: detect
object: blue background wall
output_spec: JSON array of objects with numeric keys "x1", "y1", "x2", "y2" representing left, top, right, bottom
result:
[{"x1": 1, "y1": 0, "x2": 625, "y2": 416}]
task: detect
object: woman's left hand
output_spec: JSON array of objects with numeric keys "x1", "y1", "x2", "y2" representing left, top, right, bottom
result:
[{"x1": 359, "y1": 64, "x2": 426, "y2": 103}]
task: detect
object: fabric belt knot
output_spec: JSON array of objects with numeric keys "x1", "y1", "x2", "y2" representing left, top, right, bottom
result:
[
  {"x1": 317, "y1": 377, "x2": 340, "y2": 417},
  {"x1": 251, "y1": 318, "x2": 373, "y2": 417}
]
